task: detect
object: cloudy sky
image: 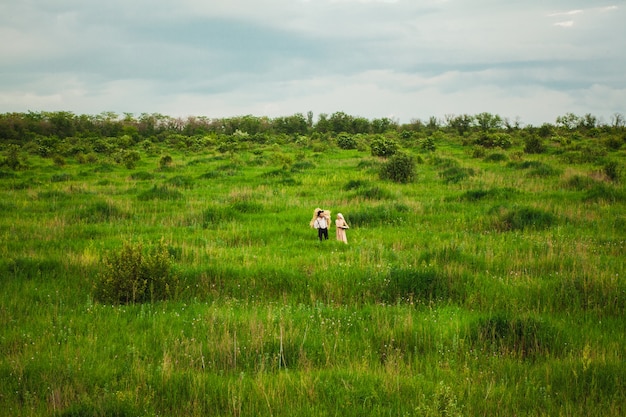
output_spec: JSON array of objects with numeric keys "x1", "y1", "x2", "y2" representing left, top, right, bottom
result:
[{"x1": 1, "y1": 0, "x2": 624, "y2": 126}]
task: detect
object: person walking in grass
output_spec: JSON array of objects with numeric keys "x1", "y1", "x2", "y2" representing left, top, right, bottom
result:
[
  {"x1": 335, "y1": 213, "x2": 349, "y2": 244},
  {"x1": 311, "y1": 208, "x2": 330, "y2": 241}
]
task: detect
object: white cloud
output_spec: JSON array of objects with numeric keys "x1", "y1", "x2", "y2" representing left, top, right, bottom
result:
[{"x1": 0, "y1": 0, "x2": 624, "y2": 125}]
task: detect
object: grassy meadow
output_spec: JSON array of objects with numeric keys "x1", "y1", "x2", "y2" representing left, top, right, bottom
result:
[{"x1": 1, "y1": 125, "x2": 625, "y2": 416}]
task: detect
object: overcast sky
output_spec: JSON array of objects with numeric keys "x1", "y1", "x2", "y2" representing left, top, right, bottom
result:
[{"x1": 1, "y1": 0, "x2": 625, "y2": 126}]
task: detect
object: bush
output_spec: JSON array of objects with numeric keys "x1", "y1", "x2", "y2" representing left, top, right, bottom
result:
[
  {"x1": 336, "y1": 133, "x2": 357, "y2": 150},
  {"x1": 603, "y1": 161, "x2": 622, "y2": 182},
  {"x1": 379, "y1": 152, "x2": 416, "y2": 183},
  {"x1": 469, "y1": 313, "x2": 561, "y2": 358},
  {"x1": 524, "y1": 135, "x2": 545, "y2": 154},
  {"x1": 370, "y1": 135, "x2": 399, "y2": 157},
  {"x1": 494, "y1": 206, "x2": 556, "y2": 231},
  {"x1": 439, "y1": 166, "x2": 475, "y2": 184},
  {"x1": 94, "y1": 239, "x2": 178, "y2": 304}
]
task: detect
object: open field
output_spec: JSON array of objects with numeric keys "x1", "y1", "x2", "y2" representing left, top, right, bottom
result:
[{"x1": 1, "y1": 115, "x2": 625, "y2": 416}]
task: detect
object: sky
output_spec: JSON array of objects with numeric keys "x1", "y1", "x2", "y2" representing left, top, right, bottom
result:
[{"x1": 1, "y1": 0, "x2": 625, "y2": 126}]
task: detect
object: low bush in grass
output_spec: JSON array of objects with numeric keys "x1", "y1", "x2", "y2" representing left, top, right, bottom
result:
[
  {"x1": 343, "y1": 179, "x2": 369, "y2": 191},
  {"x1": 439, "y1": 166, "x2": 476, "y2": 184},
  {"x1": 492, "y1": 206, "x2": 557, "y2": 231},
  {"x1": 563, "y1": 175, "x2": 598, "y2": 190},
  {"x1": 76, "y1": 201, "x2": 128, "y2": 223},
  {"x1": 137, "y1": 185, "x2": 184, "y2": 200},
  {"x1": 355, "y1": 186, "x2": 394, "y2": 200},
  {"x1": 202, "y1": 205, "x2": 232, "y2": 228},
  {"x1": 379, "y1": 152, "x2": 416, "y2": 183},
  {"x1": 456, "y1": 187, "x2": 519, "y2": 202},
  {"x1": 583, "y1": 183, "x2": 626, "y2": 203},
  {"x1": 469, "y1": 312, "x2": 563, "y2": 359},
  {"x1": 94, "y1": 239, "x2": 179, "y2": 304},
  {"x1": 129, "y1": 170, "x2": 154, "y2": 180},
  {"x1": 166, "y1": 175, "x2": 195, "y2": 189},
  {"x1": 483, "y1": 152, "x2": 508, "y2": 162},
  {"x1": 603, "y1": 161, "x2": 622, "y2": 182},
  {"x1": 380, "y1": 266, "x2": 464, "y2": 304}
]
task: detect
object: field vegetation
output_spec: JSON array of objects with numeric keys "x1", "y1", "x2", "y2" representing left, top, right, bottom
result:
[{"x1": 1, "y1": 110, "x2": 625, "y2": 416}]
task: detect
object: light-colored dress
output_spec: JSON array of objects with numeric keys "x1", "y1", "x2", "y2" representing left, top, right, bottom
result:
[{"x1": 335, "y1": 218, "x2": 349, "y2": 243}]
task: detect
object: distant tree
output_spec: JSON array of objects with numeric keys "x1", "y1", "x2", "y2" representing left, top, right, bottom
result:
[
  {"x1": 556, "y1": 113, "x2": 580, "y2": 130},
  {"x1": 448, "y1": 114, "x2": 474, "y2": 136},
  {"x1": 475, "y1": 112, "x2": 502, "y2": 132},
  {"x1": 610, "y1": 113, "x2": 625, "y2": 129}
]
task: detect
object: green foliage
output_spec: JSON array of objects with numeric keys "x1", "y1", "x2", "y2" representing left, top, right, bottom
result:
[
  {"x1": 1, "y1": 144, "x2": 24, "y2": 170},
  {"x1": 355, "y1": 186, "x2": 394, "y2": 200},
  {"x1": 421, "y1": 136, "x2": 436, "y2": 152},
  {"x1": 379, "y1": 152, "x2": 416, "y2": 183},
  {"x1": 160, "y1": 154, "x2": 173, "y2": 168},
  {"x1": 76, "y1": 201, "x2": 127, "y2": 223},
  {"x1": 470, "y1": 313, "x2": 561, "y2": 358},
  {"x1": 603, "y1": 161, "x2": 622, "y2": 182},
  {"x1": 473, "y1": 132, "x2": 512, "y2": 148},
  {"x1": 2, "y1": 111, "x2": 626, "y2": 416},
  {"x1": 94, "y1": 239, "x2": 178, "y2": 304},
  {"x1": 483, "y1": 152, "x2": 508, "y2": 162},
  {"x1": 370, "y1": 135, "x2": 399, "y2": 157},
  {"x1": 439, "y1": 166, "x2": 475, "y2": 184},
  {"x1": 493, "y1": 206, "x2": 557, "y2": 231},
  {"x1": 382, "y1": 266, "x2": 462, "y2": 304},
  {"x1": 138, "y1": 185, "x2": 184, "y2": 200},
  {"x1": 457, "y1": 187, "x2": 518, "y2": 202},
  {"x1": 336, "y1": 132, "x2": 357, "y2": 150},
  {"x1": 524, "y1": 135, "x2": 546, "y2": 154}
]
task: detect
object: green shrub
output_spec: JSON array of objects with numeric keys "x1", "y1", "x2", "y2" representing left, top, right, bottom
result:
[
  {"x1": 129, "y1": 171, "x2": 154, "y2": 181},
  {"x1": 370, "y1": 135, "x2": 399, "y2": 157},
  {"x1": 524, "y1": 135, "x2": 545, "y2": 154},
  {"x1": 343, "y1": 179, "x2": 369, "y2": 191},
  {"x1": 77, "y1": 201, "x2": 127, "y2": 223},
  {"x1": 469, "y1": 313, "x2": 561, "y2": 358},
  {"x1": 167, "y1": 175, "x2": 195, "y2": 189},
  {"x1": 336, "y1": 133, "x2": 357, "y2": 150},
  {"x1": 484, "y1": 152, "x2": 508, "y2": 162},
  {"x1": 381, "y1": 266, "x2": 460, "y2": 304},
  {"x1": 474, "y1": 132, "x2": 512, "y2": 148},
  {"x1": 563, "y1": 175, "x2": 597, "y2": 190},
  {"x1": 583, "y1": 183, "x2": 626, "y2": 203},
  {"x1": 137, "y1": 185, "x2": 184, "y2": 201},
  {"x1": 160, "y1": 154, "x2": 173, "y2": 168},
  {"x1": 439, "y1": 166, "x2": 475, "y2": 184},
  {"x1": 421, "y1": 136, "x2": 436, "y2": 152},
  {"x1": 603, "y1": 161, "x2": 621, "y2": 182},
  {"x1": 355, "y1": 186, "x2": 394, "y2": 200},
  {"x1": 494, "y1": 206, "x2": 556, "y2": 231},
  {"x1": 380, "y1": 152, "x2": 416, "y2": 183},
  {"x1": 457, "y1": 187, "x2": 518, "y2": 202},
  {"x1": 94, "y1": 239, "x2": 178, "y2": 304}
]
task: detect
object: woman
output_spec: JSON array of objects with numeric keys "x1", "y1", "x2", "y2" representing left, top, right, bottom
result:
[{"x1": 335, "y1": 213, "x2": 349, "y2": 244}]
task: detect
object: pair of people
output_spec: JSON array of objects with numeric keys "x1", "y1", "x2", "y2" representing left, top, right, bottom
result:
[{"x1": 310, "y1": 208, "x2": 350, "y2": 243}]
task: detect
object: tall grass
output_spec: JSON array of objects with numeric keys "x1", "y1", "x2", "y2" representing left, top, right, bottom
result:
[{"x1": 1, "y1": 134, "x2": 624, "y2": 416}]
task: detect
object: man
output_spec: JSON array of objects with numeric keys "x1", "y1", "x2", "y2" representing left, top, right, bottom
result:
[{"x1": 313, "y1": 209, "x2": 329, "y2": 241}]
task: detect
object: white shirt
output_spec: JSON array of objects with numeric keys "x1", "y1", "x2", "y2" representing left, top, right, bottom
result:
[{"x1": 314, "y1": 217, "x2": 328, "y2": 229}]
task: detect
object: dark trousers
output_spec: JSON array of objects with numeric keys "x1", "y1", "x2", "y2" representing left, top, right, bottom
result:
[{"x1": 318, "y1": 228, "x2": 328, "y2": 241}]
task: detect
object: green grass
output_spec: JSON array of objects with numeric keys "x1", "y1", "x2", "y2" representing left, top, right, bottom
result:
[{"x1": 1, "y1": 133, "x2": 625, "y2": 416}]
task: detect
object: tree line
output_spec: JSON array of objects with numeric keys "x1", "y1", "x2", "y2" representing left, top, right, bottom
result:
[{"x1": 1, "y1": 110, "x2": 625, "y2": 143}]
